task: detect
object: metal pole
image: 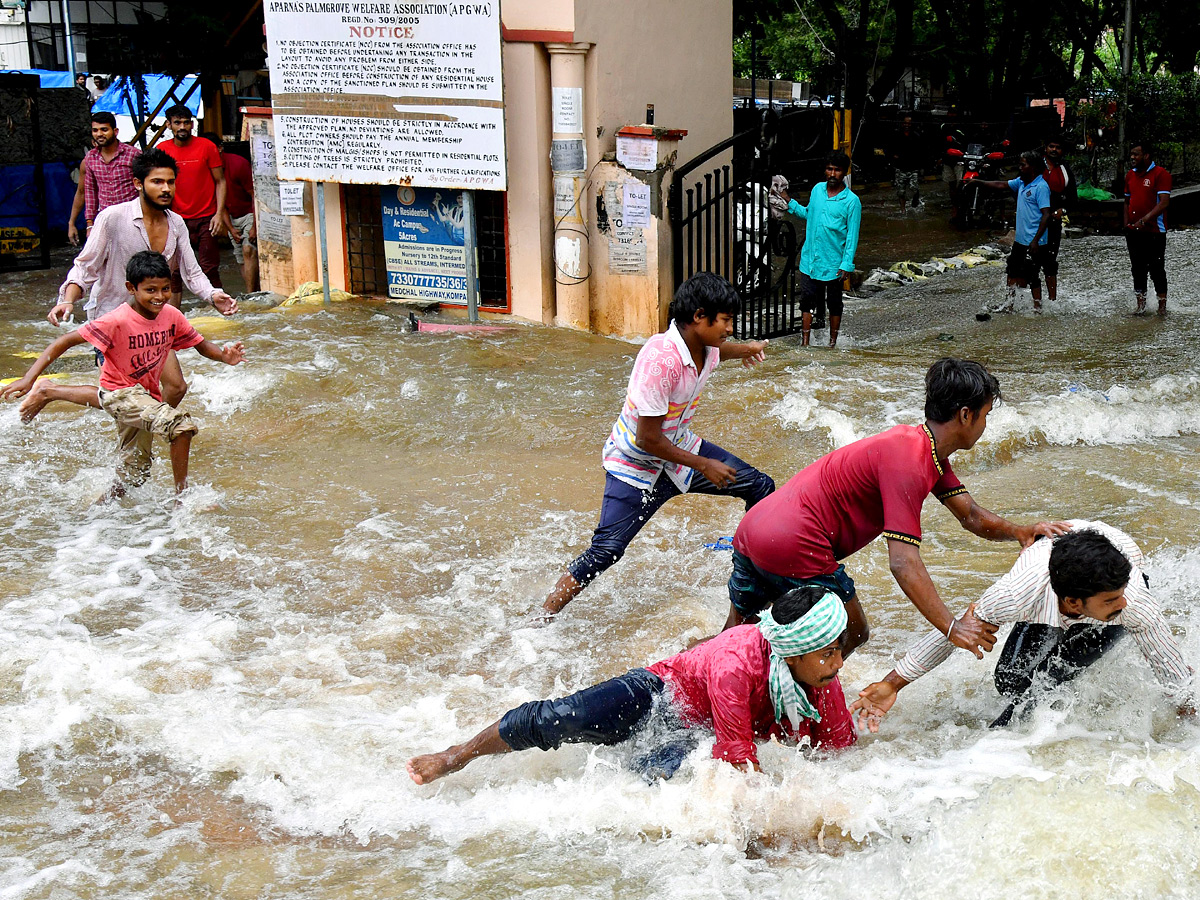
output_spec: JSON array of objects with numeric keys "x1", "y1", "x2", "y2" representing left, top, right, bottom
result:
[
  {"x1": 316, "y1": 182, "x2": 331, "y2": 306},
  {"x1": 1117, "y1": 0, "x2": 1133, "y2": 169},
  {"x1": 61, "y1": 0, "x2": 76, "y2": 80},
  {"x1": 462, "y1": 189, "x2": 479, "y2": 323}
]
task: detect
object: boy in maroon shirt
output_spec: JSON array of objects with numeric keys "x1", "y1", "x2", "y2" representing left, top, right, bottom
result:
[
  {"x1": 1123, "y1": 141, "x2": 1172, "y2": 315},
  {"x1": 726, "y1": 358, "x2": 1068, "y2": 657},
  {"x1": 2, "y1": 252, "x2": 245, "y2": 501}
]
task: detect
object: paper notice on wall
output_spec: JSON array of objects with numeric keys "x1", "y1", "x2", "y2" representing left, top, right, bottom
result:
[
  {"x1": 622, "y1": 182, "x2": 651, "y2": 226},
  {"x1": 554, "y1": 174, "x2": 578, "y2": 221},
  {"x1": 616, "y1": 135, "x2": 657, "y2": 171},
  {"x1": 251, "y1": 136, "x2": 276, "y2": 175},
  {"x1": 552, "y1": 86, "x2": 582, "y2": 133},
  {"x1": 280, "y1": 182, "x2": 306, "y2": 216},
  {"x1": 603, "y1": 181, "x2": 648, "y2": 276}
]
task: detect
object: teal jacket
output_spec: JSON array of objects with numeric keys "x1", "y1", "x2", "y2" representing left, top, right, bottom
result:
[{"x1": 788, "y1": 183, "x2": 862, "y2": 281}]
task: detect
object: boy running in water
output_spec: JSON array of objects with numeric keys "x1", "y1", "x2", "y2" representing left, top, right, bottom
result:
[
  {"x1": 1, "y1": 252, "x2": 245, "y2": 501},
  {"x1": 539, "y1": 272, "x2": 773, "y2": 620},
  {"x1": 726, "y1": 358, "x2": 1068, "y2": 656},
  {"x1": 410, "y1": 586, "x2": 855, "y2": 784}
]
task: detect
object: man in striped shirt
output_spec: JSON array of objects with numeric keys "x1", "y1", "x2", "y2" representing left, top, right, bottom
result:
[
  {"x1": 852, "y1": 521, "x2": 1193, "y2": 729},
  {"x1": 538, "y1": 273, "x2": 773, "y2": 620}
]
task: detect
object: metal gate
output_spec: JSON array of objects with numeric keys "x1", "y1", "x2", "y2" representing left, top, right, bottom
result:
[{"x1": 668, "y1": 108, "x2": 832, "y2": 339}]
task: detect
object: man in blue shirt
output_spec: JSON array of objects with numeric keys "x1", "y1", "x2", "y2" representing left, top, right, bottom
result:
[
  {"x1": 779, "y1": 152, "x2": 862, "y2": 347},
  {"x1": 969, "y1": 151, "x2": 1052, "y2": 318}
]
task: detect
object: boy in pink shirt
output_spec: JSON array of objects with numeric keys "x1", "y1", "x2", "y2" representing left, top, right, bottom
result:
[
  {"x1": 408, "y1": 586, "x2": 855, "y2": 785},
  {"x1": 2, "y1": 252, "x2": 245, "y2": 500}
]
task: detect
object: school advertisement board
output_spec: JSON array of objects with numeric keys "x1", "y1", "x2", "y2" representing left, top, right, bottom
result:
[
  {"x1": 381, "y1": 185, "x2": 469, "y2": 303},
  {"x1": 263, "y1": 1, "x2": 506, "y2": 190}
]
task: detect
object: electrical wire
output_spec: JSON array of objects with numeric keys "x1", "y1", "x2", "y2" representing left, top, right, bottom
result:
[{"x1": 552, "y1": 157, "x2": 604, "y2": 286}]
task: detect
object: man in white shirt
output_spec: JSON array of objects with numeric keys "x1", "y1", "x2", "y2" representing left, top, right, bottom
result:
[{"x1": 852, "y1": 520, "x2": 1193, "y2": 729}]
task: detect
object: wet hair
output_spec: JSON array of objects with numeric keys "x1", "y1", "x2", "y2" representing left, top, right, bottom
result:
[
  {"x1": 164, "y1": 104, "x2": 193, "y2": 121},
  {"x1": 669, "y1": 271, "x2": 740, "y2": 326},
  {"x1": 924, "y1": 357, "x2": 1001, "y2": 422},
  {"x1": 131, "y1": 147, "x2": 176, "y2": 181},
  {"x1": 90, "y1": 111, "x2": 116, "y2": 128},
  {"x1": 827, "y1": 151, "x2": 851, "y2": 171},
  {"x1": 126, "y1": 250, "x2": 171, "y2": 286},
  {"x1": 1131, "y1": 140, "x2": 1153, "y2": 158},
  {"x1": 1019, "y1": 149, "x2": 1042, "y2": 167},
  {"x1": 1049, "y1": 530, "x2": 1131, "y2": 600},
  {"x1": 772, "y1": 585, "x2": 835, "y2": 625}
]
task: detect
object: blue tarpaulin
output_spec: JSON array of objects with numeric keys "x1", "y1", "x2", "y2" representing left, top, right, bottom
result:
[
  {"x1": 0, "y1": 69, "x2": 75, "y2": 88},
  {"x1": 0, "y1": 162, "x2": 77, "y2": 235},
  {"x1": 93, "y1": 74, "x2": 200, "y2": 119}
]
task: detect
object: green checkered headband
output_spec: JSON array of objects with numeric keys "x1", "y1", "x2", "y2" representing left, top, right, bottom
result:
[{"x1": 757, "y1": 592, "x2": 847, "y2": 729}]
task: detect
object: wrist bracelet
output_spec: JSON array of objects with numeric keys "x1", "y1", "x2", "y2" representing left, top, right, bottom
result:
[{"x1": 946, "y1": 618, "x2": 957, "y2": 641}]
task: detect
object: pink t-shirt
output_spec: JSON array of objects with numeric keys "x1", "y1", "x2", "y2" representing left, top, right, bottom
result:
[
  {"x1": 646, "y1": 624, "x2": 856, "y2": 767},
  {"x1": 79, "y1": 303, "x2": 204, "y2": 401}
]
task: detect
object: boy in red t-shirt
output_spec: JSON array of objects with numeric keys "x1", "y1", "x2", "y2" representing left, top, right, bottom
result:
[
  {"x1": 2, "y1": 252, "x2": 245, "y2": 501},
  {"x1": 1123, "y1": 141, "x2": 1172, "y2": 315}
]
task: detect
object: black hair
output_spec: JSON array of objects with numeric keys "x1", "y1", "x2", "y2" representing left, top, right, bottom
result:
[
  {"x1": 131, "y1": 147, "x2": 176, "y2": 181},
  {"x1": 164, "y1": 104, "x2": 193, "y2": 121},
  {"x1": 90, "y1": 111, "x2": 117, "y2": 128},
  {"x1": 1131, "y1": 140, "x2": 1154, "y2": 158},
  {"x1": 1044, "y1": 132, "x2": 1068, "y2": 148},
  {"x1": 924, "y1": 357, "x2": 1001, "y2": 422},
  {"x1": 200, "y1": 131, "x2": 223, "y2": 148},
  {"x1": 669, "y1": 271, "x2": 740, "y2": 326},
  {"x1": 1048, "y1": 530, "x2": 1132, "y2": 600},
  {"x1": 827, "y1": 151, "x2": 851, "y2": 171},
  {"x1": 126, "y1": 250, "x2": 171, "y2": 286},
  {"x1": 773, "y1": 585, "x2": 834, "y2": 625}
]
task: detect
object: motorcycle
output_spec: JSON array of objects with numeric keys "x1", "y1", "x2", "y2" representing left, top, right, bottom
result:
[{"x1": 949, "y1": 139, "x2": 1009, "y2": 227}]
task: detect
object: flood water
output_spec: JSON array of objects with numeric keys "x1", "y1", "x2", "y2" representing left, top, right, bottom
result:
[{"x1": 3, "y1": 229, "x2": 1200, "y2": 899}]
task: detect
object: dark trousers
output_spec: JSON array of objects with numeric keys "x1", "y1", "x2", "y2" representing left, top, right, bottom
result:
[
  {"x1": 799, "y1": 272, "x2": 844, "y2": 318},
  {"x1": 568, "y1": 440, "x2": 775, "y2": 586},
  {"x1": 990, "y1": 622, "x2": 1126, "y2": 727},
  {"x1": 171, "y1": 216, "x2": 223, "y2": 292},
  {"x1": 1125, "y1": 230, "x2": 1167, "y2": 296}
]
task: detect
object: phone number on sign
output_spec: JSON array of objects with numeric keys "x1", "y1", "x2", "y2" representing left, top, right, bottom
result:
[{"x1": 389, "y1": 273, "x2": 467, "y2": 290}]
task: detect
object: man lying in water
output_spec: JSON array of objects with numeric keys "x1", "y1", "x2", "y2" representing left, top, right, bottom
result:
[
  {"x1": 408, "y1": 586, "x2": 856, "y2": 785},
  {"x1": 852, "y1": 521, "x2": 1194, "y2": 730}
]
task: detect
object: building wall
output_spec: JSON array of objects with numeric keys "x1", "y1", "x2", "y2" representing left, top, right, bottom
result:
[
  {"x1": 0, "y1": 16, "x2": 30, "y2": 70},
  {"x1": 500, "y1": 0, "x2": 573, "y2": 36}
]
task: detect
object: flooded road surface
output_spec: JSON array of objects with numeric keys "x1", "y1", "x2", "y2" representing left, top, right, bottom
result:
[{"x1": 3, "y1": 230, "x2": 1200, "y2": 899}]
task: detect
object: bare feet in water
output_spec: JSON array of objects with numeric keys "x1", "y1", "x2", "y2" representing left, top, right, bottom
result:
[
  {"x1": 17, "y1": 379, "x2": 54, "y2": 423},
  {"x1": 407, "y1": 750, "x2": 464, "y2": 784}
]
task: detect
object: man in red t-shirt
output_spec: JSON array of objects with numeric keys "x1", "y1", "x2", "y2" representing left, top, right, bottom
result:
[
  {"x1": 726, "y1": 358, "x2": 1068, "y2": 658},
  {"x1": 158, "y1": 105, "x2": 227, "y2": 305},
  {"x1": 202, "y1": 132, "x2": 259, "y2": 293},
  {"x1": 1123, "y1": 141, "x2": 1171, "y2": 315}
]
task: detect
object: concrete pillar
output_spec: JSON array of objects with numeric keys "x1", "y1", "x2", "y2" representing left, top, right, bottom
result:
[{"x1": 546, "y1": 41, "x2": 592, "y2": 330}]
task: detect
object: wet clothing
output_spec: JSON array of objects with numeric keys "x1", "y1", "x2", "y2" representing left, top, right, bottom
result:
[
  {"x1": 788, "y1": 185, "x2": 861, "y2": 281},
  {"x1": 1125, "y1": 163, "x2": 1171, "y2": 233},
  {"x1": 1007, "y1": 242, "x2": 1055, "y2": 282},
  {"x1": 1041, "y1": 158, "x2": 1075, "y2": 275},
  {"x1": 82, "y1": 142, "x2": 140, "y2": 223},
  {"x1": 222, "y1": 151, "x2": 254, "y2": 218},
  {"x1": 99, "y1": 385, "x2": 199, "y2": 486},
  {"x1": 728, "y1": 552, "x2": 856, "y2": 618},
  {"x1": 157, "y1": 137, "x2": 223, "y2": 220},
  {"x1": 79, "y1": 303, "x2": 205, "y2": 401},
  {"x1": 230, "y1": 212, "x2": 255, "y2": 265},
  {"x1": 893, "y1": 169, "x2": 920, "y2": 200},
  {"x1": 499, "y1": 625, "x2": 856, "y2": 770},
  {"x1": 568, "y1": 440, "x2": 773, "y2": 587},
  {"x1": 1125, "y1": 231, "x2": 1168, "y2": 296},
  {"x1": 799, "y1": 273, "x2": 844, "y2": 317},
  {"x1": 1007, "y1": 175, "x2": 1051, "y2": 246},
  {"x1": 733, "y1": 424, "x2": 965, "y2": 580},
  {"x1": 893, "y1": 520, "x2": 1191, "y2": 694},
  {"x1": 58, "y1": 198, "x2": 219, "y2": 319}
]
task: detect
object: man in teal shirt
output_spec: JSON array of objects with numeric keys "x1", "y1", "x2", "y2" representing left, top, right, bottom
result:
[{"x1": 780, "y1": 152, "x2": 862, "y2": 347}]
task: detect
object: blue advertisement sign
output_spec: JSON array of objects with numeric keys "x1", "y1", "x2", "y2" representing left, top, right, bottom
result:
[{"x1": 380, "y1": 186, "x2": 468, "y2": 304}]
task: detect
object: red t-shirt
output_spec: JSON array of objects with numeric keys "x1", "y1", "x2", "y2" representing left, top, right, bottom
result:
[
  {"x1": 158, "y1": 137, "x2": 223, "y2": 220},
  {"x1": 734, "y1": 424, "x2": 966, "y2": 578},
  {"x1": 1125, "y1": 163, "x2": 1171, "y2": 232},
  {"x1": 646, "y1": 624, "x2": 856, "y2": 767},
  {"x1": 79, "y1": 303, "x2": 204, "y2": 401},
  {"x1": 222, "y1": 152, "x2": 254, "y2": 218}
]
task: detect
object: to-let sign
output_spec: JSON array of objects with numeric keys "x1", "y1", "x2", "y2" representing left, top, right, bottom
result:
[{"x1": 263, "y1": 1, "x2": 507, "y2": 190}]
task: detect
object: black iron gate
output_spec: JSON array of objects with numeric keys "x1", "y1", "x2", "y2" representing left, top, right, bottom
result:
[{"x1": 668, "y1": 107, "x2": 833, "y2": 339}]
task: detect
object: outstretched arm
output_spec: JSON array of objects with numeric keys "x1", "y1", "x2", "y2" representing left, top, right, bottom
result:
[
  {"x1": 719, "y1": 338, "x2": 768, "y2": 366},
  {"x1": 941, "y1": 492, "x2": 1069, "y2": 548},
  {"x1": 888, "y1": 539, "x2": 996, "y2": 655},
  {"x1": 193, "y1": 339, "x2": 245, "y2": 366},
  {"x1": 0, "y1": 331, "x2": 89, "y2": 399}
]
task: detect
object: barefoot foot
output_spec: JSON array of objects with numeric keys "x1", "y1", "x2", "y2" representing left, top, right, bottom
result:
[
  {"x1": 407, "y1": 750, "x2": 464, "y2": 785},
  {"x1": 18, "y1": 379, "x2": 54, "y2": 424}
]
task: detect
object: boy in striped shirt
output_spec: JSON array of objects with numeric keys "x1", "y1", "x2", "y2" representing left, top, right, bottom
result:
[
  {"x1": 538, "y1": 272, "x2": 773, "y2": 620},
  {"x1": 852, "y1": 521, "x2": 1194, "y2": 729}
]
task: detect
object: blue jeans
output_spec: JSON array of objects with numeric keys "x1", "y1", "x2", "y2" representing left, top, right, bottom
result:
[
  {"x1": 568, "y1": 440, "x2": 775, "y2": 586},
  {"x1": 727, "y1": 550, "x2": 857, "y2": 617}
]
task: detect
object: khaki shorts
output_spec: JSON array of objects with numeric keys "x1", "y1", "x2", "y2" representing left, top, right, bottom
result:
[
  {"x1": 99, "y1": 385, "x2": 199, "y2": 486},
  {"x1": 230, "y1": 212, "x2": 255, "y2": 264},
  {"x1": 942, "y1": 162, "x2": 965, "y2": 184}
]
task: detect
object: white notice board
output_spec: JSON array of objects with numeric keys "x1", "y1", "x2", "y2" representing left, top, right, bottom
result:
[{"x1": 263, "y1": 2, "x2": 506, "y2": 190}]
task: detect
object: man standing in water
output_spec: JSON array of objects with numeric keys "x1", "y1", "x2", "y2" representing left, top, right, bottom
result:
[
  {"x1": 852, "y1": 522, "x2": 1193, "y2": 729},
  {"x1": 66, "y1": 112, "x2": 139, "y2": 246},
  {"x1": 889, "y1": 116, "x2": 925, "y2": 214},
  {"x1": 1039, "y1": 134, "x2": 1077, "y2": 306},
  {"x1": 538, "y1": 273, "x2": 773, "y2": 621},
  {"x1": 778, "y1": 151, "x2": 861, "y2": 347},
  {"x1": 20, "y1": 149, "x2": 237, "y2": 423},
  {"x1": 1123, "y1": 141, "x2": 1171, "y2": 315},
  {"x1": 725, "y1": 357, "x2": 1068, "y2": 658}
]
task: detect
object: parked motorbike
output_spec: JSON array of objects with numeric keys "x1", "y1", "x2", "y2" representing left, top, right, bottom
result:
[{"x1": 949, "y1": 139, "x2": 1009, "y2": 227}]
